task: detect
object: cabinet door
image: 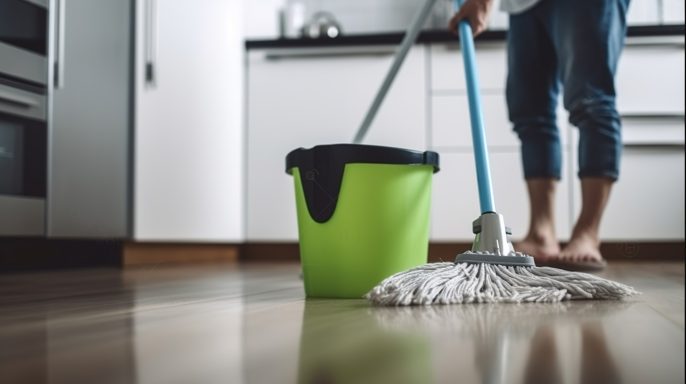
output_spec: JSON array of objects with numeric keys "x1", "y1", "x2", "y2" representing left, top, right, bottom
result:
[
  {"x1": 574, "y1": 146, "x2": 685, "y2": 240},
  {"x1": 49, "y1": 0, "x2": 132, "y2": 238},
  {"x1": 616, "y1": 41, "x2": 685, "y2": 114},
  {"x1": 431, "y1": 151, "x2": 571, "y2": 242},
  {"x1": 247, "y1": 46, "x2": 427, "y2": 241},
  {"x1": 134, "y1": 0, "x2": 244, "y2": 241}
]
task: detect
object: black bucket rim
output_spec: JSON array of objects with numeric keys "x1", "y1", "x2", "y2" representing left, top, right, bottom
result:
[
  {"x1": 286, "y1": 143, "x2": 440, "y2": 175},
  {"x1": 285, "y1": 144, "x2": 440, "y2": 223}
]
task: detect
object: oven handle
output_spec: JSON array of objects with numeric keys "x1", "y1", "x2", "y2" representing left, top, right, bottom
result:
[
  {"x1": 54, "y1": 0, "x2": 66, "y2": 89},
  {"x1": 144, "y1": 0, "x2": 157, "y2": 87},
  {"x1": 0, "y1": 90, "x2": 39, "y2": 108},
  {"x1": 24, "y1": 0, "x2": 49, "y2": 8}
]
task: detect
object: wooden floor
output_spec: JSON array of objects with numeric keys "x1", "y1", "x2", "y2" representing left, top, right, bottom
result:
[{"x1": 1, "y1": 261, "x2": 683, "y2": 384}]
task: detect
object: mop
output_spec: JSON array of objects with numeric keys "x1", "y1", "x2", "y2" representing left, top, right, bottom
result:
[{"x1": 361, "y1": 0, "x2": 638, "y2": 305}]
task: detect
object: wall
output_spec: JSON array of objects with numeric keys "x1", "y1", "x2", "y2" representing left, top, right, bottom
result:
[
  {"x1": 244, "y1": 0, "x2": 685, "y2": 40},
  {"x1": 244, "y1": 0, "x2": 286, "y2": 39}
]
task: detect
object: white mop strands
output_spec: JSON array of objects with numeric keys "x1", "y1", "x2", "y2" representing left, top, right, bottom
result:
[{"x1": 366, "y1": 262, "x2": 639, "y2": 306}]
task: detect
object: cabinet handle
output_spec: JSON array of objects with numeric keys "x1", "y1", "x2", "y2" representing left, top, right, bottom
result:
[
  {"x1": 144, "y1": 0, "x2": 157, "y2": 87},
  {"x1": 54, "y1": 0, "x2": 66, "y2": 89},
  {"x1": 25, "y1": 0, "x2": 48, "y2": 8},
  {"x1": 624, "y1": 40, "x2": 685, "y2": 49},
  {"x1": 0, "y1": 90, "x2": 39, "y2": 108},
  {"x1": 264, "y1": 46, "x2": 397, "y2": 60},
  {"x1": 621, "y1": 113, "x2": 685, "y2": 120},
  {"x1": 623, "y1": 142, "x2": 685, "y2": 149}
]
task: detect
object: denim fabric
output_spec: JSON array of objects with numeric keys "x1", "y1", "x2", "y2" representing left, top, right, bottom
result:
[{"x1": 506, "y1": 0, "x2": 630, "y2": 180}]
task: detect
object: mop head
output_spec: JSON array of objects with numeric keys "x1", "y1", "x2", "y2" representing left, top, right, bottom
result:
[{"x1": 366, "y1": 261, "x2": 639, "y2": 306}]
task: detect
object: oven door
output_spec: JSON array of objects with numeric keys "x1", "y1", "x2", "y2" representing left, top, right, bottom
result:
[
  {"x1": 0, "y1": 0, "x2": 48, "y2": 56},
  {"x1": 0, "y1": 83, "x2": 46, "y2": 236}
]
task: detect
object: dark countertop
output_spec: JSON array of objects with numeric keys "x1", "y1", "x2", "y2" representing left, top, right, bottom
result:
[{"x1": 246, "y1": 24, "x2": 685, "y2": 49}]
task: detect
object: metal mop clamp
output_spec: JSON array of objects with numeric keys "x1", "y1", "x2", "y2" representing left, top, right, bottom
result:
[{"x1": 449, "y1": 0, "x2": 533, "y2": 267}]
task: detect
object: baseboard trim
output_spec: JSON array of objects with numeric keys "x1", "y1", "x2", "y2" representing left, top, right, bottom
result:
[
  {"x1": 430, "y1": 242, "x2": 685, "y2": 262},
  {"x1": 0, "y1": 238, "x2": 123, "y2": 272},
  {"x1": 239, "y1": 243, "x2": 301, "y2": 262},
  {"x1": 2, "y1": 239, "x2": 681, "y2": 271},
  {"x1": 123, "y1": 243, "x2": 239, "y2": 266},
  {"x1": 239, "y1": 241, "x2": 686, "y2": 262},
  {"x1": 0, "y1": 238, "x2": 240, "y2": 271}
]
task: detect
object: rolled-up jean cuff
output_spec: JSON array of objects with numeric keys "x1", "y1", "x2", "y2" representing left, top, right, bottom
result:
[
  {"x1": 520, "y1": 139, "x2": 562, "y2": 180},
  {"x1": 578, "y1": 170, "x2": 619, "y2": 181},
  {"x1": 524, "y1": 172, "x2": 562, "y2": 180}
]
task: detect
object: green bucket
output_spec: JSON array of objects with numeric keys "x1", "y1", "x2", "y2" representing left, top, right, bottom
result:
[{"x1": 286, "y1": 144, "x2": 440, "y2": 298}]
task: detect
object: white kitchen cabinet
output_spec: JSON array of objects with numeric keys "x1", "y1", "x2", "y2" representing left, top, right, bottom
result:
[
  {"x1": 627, "y1": 0, "x2": 661, "y2": 25},
  {"x1": 247, "y1": 46, "x2": 427, "y2": 240},
  {"x1": 134, "y1": 0, "x2": 244, "y2": 242},
  {"x1": 572, "y1": 37, "x2": 686, "y2": 241},
  {"x1": 662, "y1": 0, "x2": 686, "y2": 23},
  {"x1": 49, "y1": 0, "x2": 243, "y2": 242},
  {"x1": 428, "y1": 35, "x2": 686, "y2": 243},
  {"x1": 616, "y1": 38, "x2": 685, "y2": 114},
  {"x1": 571, "y1": 145, "x2": 685, "y2": 241},
  {"x1": 621, "y1": 114, "x2": 685, "y2": 145},
  {"x1": 431, "y1": 151, "x2": 571, "y2": 242},
  {"x1": 244, "y1": 33, "x2": 685, "y2": 243}
]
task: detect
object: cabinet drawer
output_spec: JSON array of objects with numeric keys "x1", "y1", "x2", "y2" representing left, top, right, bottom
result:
[
  {"x1": 431, "y1": 151, "x2": 571, "y2": 241},
  {"x1": 576, "y1": 146, "x2": 685, "y2": 240},
  {"x1": 616, "y1": 42, "x2": 685, "y2": 114},
  {"x1": 431, "y1": 42, "x2": 507, "y2": 91},
  {"x1": 621, "y1": 113, "x2": 685, "y2": 145}
]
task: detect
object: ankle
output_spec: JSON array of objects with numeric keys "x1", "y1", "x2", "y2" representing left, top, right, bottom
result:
[
  {"x1": 525, "y1": 226, "x2": 557, "y2": 244},
  {"x1": 570, "y1": 228, "x2": 600, "y2": 245}
]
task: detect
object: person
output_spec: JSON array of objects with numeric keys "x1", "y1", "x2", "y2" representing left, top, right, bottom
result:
[{"x1": 449, "y1": 0, "x2": 630, "y2": 271}]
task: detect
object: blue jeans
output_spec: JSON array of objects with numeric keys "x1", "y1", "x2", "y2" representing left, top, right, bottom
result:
[{"x1": 506, "y1": 0, "x2": 630, "y2": 180}]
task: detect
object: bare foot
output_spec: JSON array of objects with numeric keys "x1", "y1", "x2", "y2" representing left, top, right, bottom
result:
[
  {"x1": 515, "y1": 232, "x2": 560, "y2": 262},
  {"x1": 559, "y1": 232, "x2": 603, "y2": 263},
  {"x1": 551, "y1": 177, "x2": 612, "y2": 271},
  {"x1": 544, "y1": 232, "x2": 607, "y2": 271}
]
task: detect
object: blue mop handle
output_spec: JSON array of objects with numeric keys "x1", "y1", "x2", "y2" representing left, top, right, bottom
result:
[{"x1": 454, "y1": 0, "x2": 496, "y2": 214}]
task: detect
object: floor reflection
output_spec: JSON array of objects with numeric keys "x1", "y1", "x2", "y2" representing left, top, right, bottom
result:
[
  {"x1": 295, "y1": 300, "x2": 634, "y2": 384},
  {"x1": 0, "y1": 269, "x2": 137, "y2": 384},
  {"x1": 241, "y1": 264, "x2": 305, "y2": 384},
  {"x1": 126, "y1": 265, "x2": 244, "y2": 384},
  {"x1": 298, "y1": 300, "x2": 432, "y2": 384},
  {"x1": 521, "y1": 320, "x2": 621, "y2": 384},
  {"x1": 374, "y1": 302, "x2": 633, "y2": 384},
  {"x1": 1, "y1": 263, "x2": 682, "y2": 384}
]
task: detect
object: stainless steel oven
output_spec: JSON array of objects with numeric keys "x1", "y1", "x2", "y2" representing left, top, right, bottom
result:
[{"x1": 0, "y1": 0, "x2": 48, "y2": 236}]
